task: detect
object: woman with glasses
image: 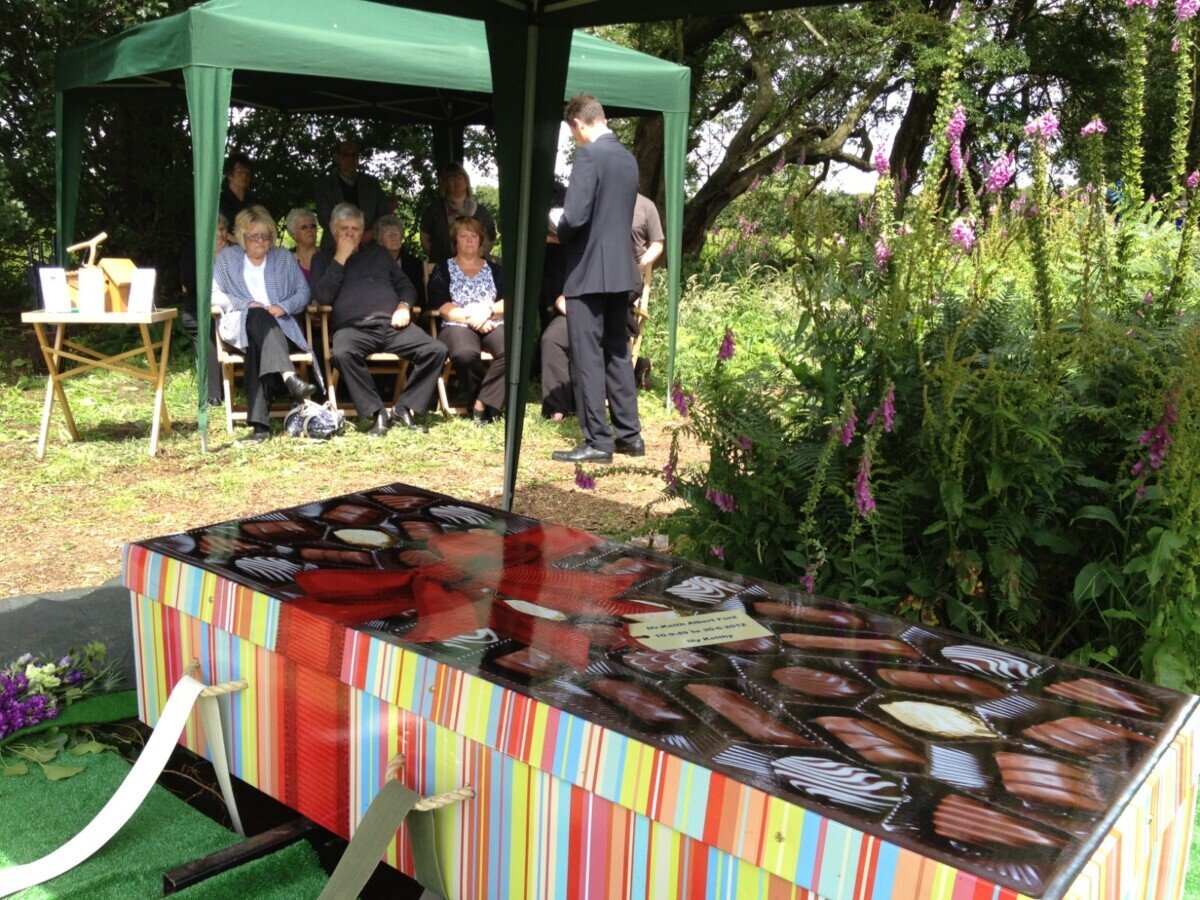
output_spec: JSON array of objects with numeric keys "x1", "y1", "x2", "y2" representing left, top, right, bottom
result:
[
  {"x1": 213, "y1": 206, "x2": 320, "y2": 441},
  {"x1": 285, "y1": 208, "x2": 320, "y2": 284}
]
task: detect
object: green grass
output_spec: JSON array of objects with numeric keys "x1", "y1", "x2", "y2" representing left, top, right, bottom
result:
[{"x1": 0, "y1": 747, "x2": 326, "y2": 898}]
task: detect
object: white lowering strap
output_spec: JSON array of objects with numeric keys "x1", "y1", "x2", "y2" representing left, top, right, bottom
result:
[{"x1": 0, "y1": 674, "x2": 246, "y2": 898}]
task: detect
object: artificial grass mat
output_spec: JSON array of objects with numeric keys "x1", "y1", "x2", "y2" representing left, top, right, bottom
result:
[
  {"x1": 0, "y1": 748, "x2": 328, "y2": 899},
  {"x1": 0, "y1": 692, "x2": 138, "y2": 749}
]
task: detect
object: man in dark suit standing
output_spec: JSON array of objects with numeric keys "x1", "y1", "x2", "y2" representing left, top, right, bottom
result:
[{"x1": 551, "y1": 94, "x2": 644, "y2": 464}]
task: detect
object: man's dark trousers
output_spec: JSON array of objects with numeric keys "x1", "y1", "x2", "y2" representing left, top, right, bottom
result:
[
  {"x1": 330, "y1": 319, "x2": 447, "y2": 418},
  {"x1": 567, "y1": 292, "x2": 639, "y2": 453}
]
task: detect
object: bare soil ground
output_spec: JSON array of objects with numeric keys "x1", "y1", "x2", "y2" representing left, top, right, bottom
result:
[{"x1": 0, "y1": 321, "x2": 700, "y2": 598}]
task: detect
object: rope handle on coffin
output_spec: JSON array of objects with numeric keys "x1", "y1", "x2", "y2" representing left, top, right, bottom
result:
[
  {"x1": 0, "y1": 671, "x2": 247, "y2": 898},
  {"x1": 318, "y1": 755, "x2": 473, "y2": 900},
  {"x1": 385, "y1": 753, "x2": 477, "y2": 811}
]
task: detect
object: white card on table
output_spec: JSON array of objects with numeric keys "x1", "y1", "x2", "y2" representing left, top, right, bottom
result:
[
  {"x1": 128, "y1": 268, "x2": 157, "y2": 313},
  {"x1": 38, "y1": 268, "x2": 70, "y2": 312}
]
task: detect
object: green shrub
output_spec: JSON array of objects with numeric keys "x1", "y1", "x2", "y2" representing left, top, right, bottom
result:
[{"x1": 654, "y1": 7, "x2": 1200, "y2": 689}]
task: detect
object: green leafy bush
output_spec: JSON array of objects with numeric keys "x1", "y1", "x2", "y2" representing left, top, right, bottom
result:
[{"x1": 658, "y1": 8, "x2": 1200, "y2": 690}]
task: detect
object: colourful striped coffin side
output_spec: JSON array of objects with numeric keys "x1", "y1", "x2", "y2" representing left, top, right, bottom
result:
[{"x1": 127, "y1": 542, "x2": 1200, "y2": 899}]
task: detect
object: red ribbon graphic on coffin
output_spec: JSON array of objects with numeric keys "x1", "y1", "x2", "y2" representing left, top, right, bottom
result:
[{"x1": 291, "y1": 524, "x2": 659, "y2": 669}]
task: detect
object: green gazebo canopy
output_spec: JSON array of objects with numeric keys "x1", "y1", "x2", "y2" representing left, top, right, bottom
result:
[{"x1": 55, "y1": 0, "x2": 689, "y2": 501}]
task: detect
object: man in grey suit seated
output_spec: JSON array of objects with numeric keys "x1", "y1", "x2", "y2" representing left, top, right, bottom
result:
[
  {"x1": 311, "y1": 203, "x2": 447, "y2": 437},
  {"x1": 551, "y1": 93, "x2": 644, "y2": 465}
]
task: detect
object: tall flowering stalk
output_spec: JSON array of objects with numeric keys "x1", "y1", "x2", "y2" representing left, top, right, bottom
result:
[
  {"x1": 1167, "y1": 173, "x2": 1200, "y2": 308},
  {"x1": 1025, "y1": 114, "x2": 1058, "y2": 333},
  {"x1": 1169, "y1": 16, "x2": 1195, "y2": 204},
  {"x1": 1080, "y1": 119, "x2": 1112, "y2": 314},
  {"x1": 873, "y1": 151, "x2": 897, "y2": 274},
  {"x1": 1121, "y1": 4, "x2": 1150, "y2": 207}
]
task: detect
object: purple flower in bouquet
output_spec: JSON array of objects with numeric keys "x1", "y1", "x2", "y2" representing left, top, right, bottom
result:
[
  {"x1": 1080, "y1": 118, "x2": 1108, "y2": 137},
  {"x1": 985, "y1": 154, "x2": 1015, "y2": 193},
  {"x1": 836, "y1": 406, "x2": 858, "y2": 446},
  {"x1": 717, "y1": 328, "x2": 736, "y2": 362},
  {"x1": 1024, "y1": 111, "x2": 1060, "y2": 141},
  {"x1": 574, "y1": 468, "x2": 596, "y2": 491},
  {"x1": 873, "y1": 148, "x2": 890, "y2": 177},
  {"x1": 705, "y1": 487, "x2": 738, "y2": 513},
  {"x1": 855, "y1": 452, "x2": 877, "y2": 516},
  {"x1": 710, "y1": 545, "x2": 725, "y2": 560},
  {"x1": 949, "y1": 218, "x2": 976, "y2": 252},
  {"x1": 1179, "y1": 0, "x2": 1199, "y2": 18},
  {"x1": 874, "y1": 240, "x2": 892, "y2": 268},
  {"x1": 671, "y1": 383, "x2": 694, "y2": 417}
]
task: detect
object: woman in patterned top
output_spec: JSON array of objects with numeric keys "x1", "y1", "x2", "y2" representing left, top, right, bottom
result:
[{"x1": 426, "y1": 217, "x2": 505, "y2": 424}]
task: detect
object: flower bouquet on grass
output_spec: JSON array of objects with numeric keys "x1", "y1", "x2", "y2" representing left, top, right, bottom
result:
[{"x1": 0, "y1": 643, "x2": 131, "y2": 781}]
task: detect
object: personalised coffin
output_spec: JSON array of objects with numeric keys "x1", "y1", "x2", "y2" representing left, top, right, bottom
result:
[{"x1": 124, "y1": 483, "x2": 1200, "y2": 900}]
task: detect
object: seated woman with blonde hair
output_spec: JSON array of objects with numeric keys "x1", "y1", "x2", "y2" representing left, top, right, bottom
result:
[
  {"x1": 426, "y1": 217, "x2": 505, "y2": 424},
  {"x1": 213, "y1": 206, "x2": 320, "y2": 441}
]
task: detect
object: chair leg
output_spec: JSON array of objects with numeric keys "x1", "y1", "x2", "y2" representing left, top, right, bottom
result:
[
  {"x1": 222, "y1": 362, "x2": 236, "y2": 434},
  {"x1": 436, "y1": 360, "x2": 455, "y2": 417}
]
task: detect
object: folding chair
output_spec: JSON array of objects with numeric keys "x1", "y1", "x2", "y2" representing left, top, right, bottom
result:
[
  {"x1": 313, "y1": 305, "x2": 410, "y2": 415},
  {"x1": 212, "y1": 306, "x2": 322, "y2": 433}
]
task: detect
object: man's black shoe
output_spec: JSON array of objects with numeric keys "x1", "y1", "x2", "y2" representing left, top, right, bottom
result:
[
  {"x1": 367, "y1": 409, "x2": 390, "y2": 437},
  {"x1": 239, "y1": 426, "x2": 270, "y2": 442},
  {"x1": 391, "y1": 406, "x2": 428, "y2": 432},
  {"x1": 284, "y1": 373, "x2": 316, "y2": 403},
  {"x1": 552, "y1": 442, "x2": 612, "y2": 464},
  {"x1": 614, "y1": 435, "x2": 645, "y2": 457}
]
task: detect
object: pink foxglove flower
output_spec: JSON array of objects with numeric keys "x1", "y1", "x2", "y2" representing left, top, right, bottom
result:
[
  {"x1": 874, "y1": 240, "x2": 892, "y2": 268},
  {"x1": 737, "y1": 435, "x2": 753, "y2": 451},
  {"x1": 710, "y1": 545, "x2": 725, "y2": 560},
  {"x1": 1080, "y1": 117, "x2": 1108, "y2": 137},
  {"x1": 946, "y1": 106, "x2": 967, "y2": 178},
  {"x1": 1024, "y1": 111, "x2": 1060, "y2": 141},
  {"x1": 671, "y1": 383, "x2": 694, "y2": 417},
  {"x1": 836, "y1": 406, "x2": 858, "y2": 446},
  {"x1": 1178, "y1": 0, "x2": 1199, "y2": 18},
  {"x1": 1188, "y1": 171, "x2": 1200, "y2": 190},
  {"x1": 949, "y1": 218, "x2": 977, "y2": 252},
  {"x1": 705, "y1": 487, "x2": 738, "y2": 513},
  {"x1": 574, "y1": 468, "x2": 596, "y2": 491},
  {"x1": 985, "y1": 153, "x2": 1015, "y2": 193},
  {"x1": 717, "y1": 328, "x2": 736, "y2": 361},
  {"x1": 855, "y1": 452, "x2": 877, "y2": 516},
  {"x1": 873, "y1": 148, "x2": 890, "y2": 176}
]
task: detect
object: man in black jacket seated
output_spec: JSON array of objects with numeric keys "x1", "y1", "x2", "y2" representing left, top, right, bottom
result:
[{"x1": 311, "y1": 203, "x2": 447, "y2": 436}]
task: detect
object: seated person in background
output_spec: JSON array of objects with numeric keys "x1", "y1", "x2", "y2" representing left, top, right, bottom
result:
[
  {"x1": 179, "y1": 214, "x2": 230, "y2": 406},
  {"x1": 540, "y1": 181, "x2": 572, "y2": 420},
  {"x1": 427, "y1": 217, "x2": 506, "y2": 425},
  {"x1": 314, "y1": 140, "x2": 388, "y2": 250},
  {"x1": 374, "y1": 214, "x2": 428, "y2": 314},
  {"x1": 311, "y1": 203, "x2": 447, "y2": 437},
  {"x1": 540, "y1": 192, "x2": 662, "y2": 418},
  {"x1": 212, "y1": 206, "x2": 318, "y2": 442},
  {"x1": 219, "y1": 152, "x2": 256, "y2": 226},
  {"x1": 285, "y1": 208, "x2": 319, "y2": 284},
  {"x1": 420, "y1": 164, "x2": 496, "y2": 263}
]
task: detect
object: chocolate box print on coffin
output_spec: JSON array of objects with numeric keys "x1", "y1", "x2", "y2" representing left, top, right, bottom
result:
[{"x1": 124, "y1": 482, "x2": 1200, "y2": 900}]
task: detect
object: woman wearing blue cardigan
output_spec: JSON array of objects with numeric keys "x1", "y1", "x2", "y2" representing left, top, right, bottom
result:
[{"x1": 213, "y1": 207, "x2": 320, "y2": 441}]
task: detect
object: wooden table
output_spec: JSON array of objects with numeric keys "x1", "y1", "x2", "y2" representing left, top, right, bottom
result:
[{"x1": 21, "y1": 309, "x2": 177, "y2": 458}]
